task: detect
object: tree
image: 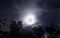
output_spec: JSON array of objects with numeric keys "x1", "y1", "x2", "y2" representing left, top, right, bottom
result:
[
  {"x1": 33, "y1": 26, "x2": 44, "y2": 38},
  {"x1": 17, "y1": 21, "x2": 23, "y2": 32},
  {"x1": 47, "y1": 23, "x2": 57, "y2": 38},
  {"x1": 0, "y1": 19, "x2": 3, "y2": 38},
  {"x1": 9, "y1": 20, "x2": 20, "y2": 38}
]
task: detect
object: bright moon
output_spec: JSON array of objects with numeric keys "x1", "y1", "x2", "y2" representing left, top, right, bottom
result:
[{"x1": 25, "y1": 15, "x2": 35, "y2": 25}]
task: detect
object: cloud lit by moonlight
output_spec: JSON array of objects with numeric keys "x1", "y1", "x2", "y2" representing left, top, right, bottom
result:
[{"x1": 16, "y1": 0, "x2": 44, "y2": 26}]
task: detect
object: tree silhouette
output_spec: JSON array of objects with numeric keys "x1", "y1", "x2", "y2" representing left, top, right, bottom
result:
[
  {"x1": 33, "y1": 26, "x2": 44, "y2": 38},
  {"x1": 56, "y1": 28, "x2": 60, "y2": 38},
  {"x1": 0, "y1": 19, "x2": 3, "y2": 38},
  {"x1": 9, "y1": 20, "x2": 20, "y2": 38},
  {"x1": 17, "y1": 21, "x2": 23, "y2": 32},
  {"x1": 47, "y1": 23, "x2": 57, "y2": 38},
  {"x1": 0, "y1": 20, "x2": 2, "y2": 23},
  {"x1": 17, "y1": 21, "x2": 24, "y2": 38}
]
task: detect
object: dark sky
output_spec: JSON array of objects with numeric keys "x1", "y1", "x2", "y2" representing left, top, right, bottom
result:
[{"x1": 0, "y1": 0, "x2": 60, "y2": 31}]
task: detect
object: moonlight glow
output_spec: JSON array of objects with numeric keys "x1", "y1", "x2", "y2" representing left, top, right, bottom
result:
[
  {"x1": 25, "y1": 15, "x2": 35, "y2": 25},
  {"x1": 22, "y1": 14, "x2": 36, "y2": 25}
]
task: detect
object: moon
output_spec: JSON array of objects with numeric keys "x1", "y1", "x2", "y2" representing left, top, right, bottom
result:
[{"x1": 25, "y1": 15, "x2": 35, "y2": 25}]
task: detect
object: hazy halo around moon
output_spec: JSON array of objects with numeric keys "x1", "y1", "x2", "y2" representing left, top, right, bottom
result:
[
  {"x1": 22, "y1": 14, "x2": 36, "y2": 26},
  {"x1": 25, "y1": 15, "x2": 35, "y2": 25}
]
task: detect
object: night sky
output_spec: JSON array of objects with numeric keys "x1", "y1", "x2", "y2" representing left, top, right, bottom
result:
[{"x1": 0, "y1": 0, "x2": 60, "y2": 31}]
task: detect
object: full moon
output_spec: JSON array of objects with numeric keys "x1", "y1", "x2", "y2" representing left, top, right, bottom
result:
[{"x1": 25, "y1": 15, "x2": 35, "y2": 25}]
